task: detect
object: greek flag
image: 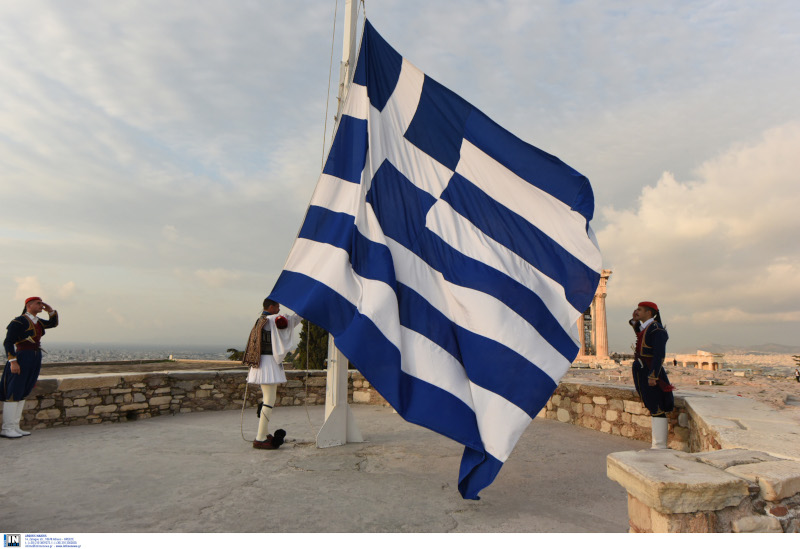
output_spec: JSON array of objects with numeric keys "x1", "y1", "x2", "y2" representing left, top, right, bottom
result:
[{"x1": 270, "y1": 20, "x2": 602, "y2": 499}]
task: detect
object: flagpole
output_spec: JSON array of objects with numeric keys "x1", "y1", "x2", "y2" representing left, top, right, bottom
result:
[{"x1": 317, "y1": 0, "x2": 364, "y2": 449}]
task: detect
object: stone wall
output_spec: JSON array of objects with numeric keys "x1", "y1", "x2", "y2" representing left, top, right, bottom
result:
[
  {"x1": 538, "y1": 381, "x2": 709, "y2": 452},
  {"x1": 11, "y1": 370, "x2": 387, "y2": 429}
]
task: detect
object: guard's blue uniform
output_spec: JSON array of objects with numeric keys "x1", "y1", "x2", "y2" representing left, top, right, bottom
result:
[
  {"x1": 632, "y1": 320, "x2": 674, "y2": 417},
  {"x1": 2, "y1": 312, "x2": 58, "y2": 401}
]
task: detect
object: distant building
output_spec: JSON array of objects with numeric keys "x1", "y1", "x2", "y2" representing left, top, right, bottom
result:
[{"x1": 674, "y1": 350, "x2": 725, "y2": 371}]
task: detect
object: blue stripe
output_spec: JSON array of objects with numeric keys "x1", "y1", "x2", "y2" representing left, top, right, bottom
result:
[
  {"x1": 353, "y1": 20, "x2": 403, "y2": 112},
  {"x1": 297, "y1": 207, "x2": 398, "y2": 289},
  {"x1": 323, "y1": 115, "x2": 367, "y2": 184},
  {"x1": 459, "y1": 447, "x2": 504, "y2": 500},
  {"x1": 298, "y1": 206, "x2": 354, "y2": 250},
  {"x1": 398, "y1": 283, "x2": 558, "y2": 414},
  {"x1": 442, "y1": 173, "x2": 600, "y2": 314},
  {"x1": 464, "y1": 109, "x2": 595, "y2": 222},
  {"x1": 269, "y1": 271, "x2": 484, "y2": 452},
  {"x1": 366, "y1": 160, "x2": 436, "y2": 243},
  {"x1": 404, "y1": 76, "x2": 472, "y2": 171},
  {"x1": 367, "y1": 165, "x2": 578, "y2": 359}
]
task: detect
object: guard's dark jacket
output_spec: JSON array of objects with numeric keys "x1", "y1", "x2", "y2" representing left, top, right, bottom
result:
[
  {"x1": 632, "y1": 319, "x2": 674, "y2": 416},
  {"x1": 4, "y1": 312, "x2": 58, "y2": 361}
]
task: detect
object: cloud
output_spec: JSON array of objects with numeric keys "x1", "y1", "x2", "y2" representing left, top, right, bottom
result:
[
  {"x1": 106, "y1": 308, "x2": 127, "y2": 326},
  {"x1": 57, "y1": 281, "x2": 77, "y2": 300},
  {"x1": 14, "y1": 276, "x2": 44, "y2": 301},
  {"x1": 194, "y1": 268, "x2": 242, "y2": 288},
  {"x1": 597, "y1": 123, "x2": 800, "y2": 349}
]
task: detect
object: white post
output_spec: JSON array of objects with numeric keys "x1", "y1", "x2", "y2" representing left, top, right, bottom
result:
[
  {"x1": 317, "y1": 0, "x2": 363, "y2": 449},
  {"x1": 317, "y1": 334, "x2": 363, "y2": 448}
]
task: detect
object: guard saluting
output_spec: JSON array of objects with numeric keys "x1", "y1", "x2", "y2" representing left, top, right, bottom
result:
[
  {"x1": 630, "y1": 301, "x2": 674, "y2": 449},
  {"x1": 1, "y1": 297, "x2": 59, "y2": 438}
]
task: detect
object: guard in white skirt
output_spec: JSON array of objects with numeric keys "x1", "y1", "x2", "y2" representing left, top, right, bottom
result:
[{"x1": 242, "y1": 298, "x2": 302, "y2": 449}]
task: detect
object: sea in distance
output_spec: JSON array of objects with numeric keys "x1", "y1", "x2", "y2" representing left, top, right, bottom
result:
[{"x1": 41, "y1": 343, "x2": 231, "y2": 364}]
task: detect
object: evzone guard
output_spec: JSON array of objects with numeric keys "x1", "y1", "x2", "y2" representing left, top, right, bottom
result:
[
  {"x1": 2, "y1": 297, "x2": 59, "y2": 439},
  {"x1": 242, "y1": 298, "x2": 301, "y2": 449},
  {"x1": 629, "y1": 301, "x2": 675, "y2": 449}
]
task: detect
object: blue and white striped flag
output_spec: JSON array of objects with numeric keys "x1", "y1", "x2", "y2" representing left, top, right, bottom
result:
[{"x1": 270, "y1": 20, "x2": 602, "y2": 499}]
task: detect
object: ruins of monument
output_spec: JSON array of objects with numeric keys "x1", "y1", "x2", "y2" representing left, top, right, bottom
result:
[{"x1": 575, "y1": 269, "x2": 612, "y2": 362}]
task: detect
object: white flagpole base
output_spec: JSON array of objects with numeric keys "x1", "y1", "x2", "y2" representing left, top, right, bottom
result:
[
  {"x1": 316, "y1": 403, "x2": 364, "y2": 448},
  {"x1": 317, "y1": 334, "x2": 363, "y2": 448}
]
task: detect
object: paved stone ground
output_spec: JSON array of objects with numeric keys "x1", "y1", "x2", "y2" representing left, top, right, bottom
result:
[{"x1": 1, "y1": 404, "x2": 647, "y2": 533}]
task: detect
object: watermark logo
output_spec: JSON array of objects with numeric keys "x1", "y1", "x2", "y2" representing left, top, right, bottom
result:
[{"x1": 3, "y1": 535, "x2": 20, "y2": 548}]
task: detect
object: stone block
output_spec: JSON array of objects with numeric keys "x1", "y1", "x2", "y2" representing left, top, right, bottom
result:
[
  {"x1": 353, "y1": 391, "x2": 371, "y2": 403},
  {"x1": 678, "y1": 413, "x2": 689, "y2": 427},
  {"x1": 726, "y1": 460, "x2": 800, "y2": 501},
  {"x1": 606, "y1": 410, "x2": 619, "y2": 422},
  {"x1": 29, "y1": 379, "x2": 59, "y2": 395},
  {"x1": 627, "y1": 494, "x2": 651, "y2": 532},
  {"x1": 58, "y1": 376, "x2": 122, "y2": 391},
  {"x1": 66, "y1": 406, "x2": 90, "y2": 418},
  {"x1": 556, "y1": 408, "x2": 571, "y2": 423},
  {"x1": 609, "y1": 399, "x2": 624, "y2": 411},
  {"x1": 196, "y1": 390, "x2": 211, "y2": 398},
  {"x1": 154, "y1": 387, "x2": 171, "y2": 394},
  {"x1": 650, "y1": 509, "x2": 716, "y2": 533},
  {"x1": 632, "y1": 414, "x2": 651, "y2": 428},
  {"x1": 39, "y1": 399, "x2": 56, "y2": 409},
  {"x1": 623, "y1": 400, "x2": 644, "y2": 415},
  {"x1": 592, "y1": 396, "x2": 608, "y2": 405},
  {"x1": 600, "y1": 421, "x2": 612, "y2": 433},
  {"x1": 693, "y1": 449, "x2": 783, "y2": 469},
  {"x1": 673, "y1": 426, "x2": 689, "y2": 442},
  {"x1": 621, "y1": 412, "x2": 632, "y2": 423},
  {"x1": 607, "y1": 450, "x2": 749, "y2": 514},
  {"x1": 93, "y1": 405, "x2": 118, "y2": 414},
  {"x1": 111, "y1": 388, "x2": 132, "y2": 394},
  {"x1": 73, "y1": 399, "x2": 87, "y2": 407},
  {"x1": 36, "y1": 409, "x2": 61, "y2": 420},
  {"x1": 305, "y1": 377, "x2": 327, "y2": 387},
  {"x1": 732, "y1": 516, "x2": 782, "y2": 533},
  {"x1": 149, "y1": 396, "x2": 172, "y2": 406},
  {"x1": 583, "y1": 403, "x2": 594, "y2": 414},
  {"x1": 120, "y1": 403, "x2": 148, "y2": 412}
]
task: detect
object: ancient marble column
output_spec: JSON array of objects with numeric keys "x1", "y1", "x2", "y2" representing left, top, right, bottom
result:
[{"x1": 594, "y1": 270, "x2": 612, "y2": 359}]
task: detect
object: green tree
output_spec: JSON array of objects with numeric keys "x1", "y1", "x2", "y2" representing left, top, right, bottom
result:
[
  {"x1": 292, "y1": 320, "x2": 328, "y2": 369},
  {"x1": 226, "y1": 348, "x2": 244, "y2": 361}
]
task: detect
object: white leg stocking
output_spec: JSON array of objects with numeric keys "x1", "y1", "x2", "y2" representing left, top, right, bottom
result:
[
  {"x1": 1, "y1": 401, "x2": 22, "y2": 438},
  {"x1": 15, "y1": 400, "x2": 30, "y2": 435},
  {"x1": 651, "y1": 416, "x2": 669, "y2": 449},
  {"x1": 255, "y1": 384, "x2": 277, "y2": 442}
]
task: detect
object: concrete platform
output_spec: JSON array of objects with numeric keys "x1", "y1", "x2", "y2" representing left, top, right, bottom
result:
[{"x1": 1, "y1": 404, "x2": 648, "y2": 533}]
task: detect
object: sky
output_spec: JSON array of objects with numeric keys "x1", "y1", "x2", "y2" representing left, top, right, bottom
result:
[{"x1": 1, "y1": 0, "x2": 799, "y2": 354}]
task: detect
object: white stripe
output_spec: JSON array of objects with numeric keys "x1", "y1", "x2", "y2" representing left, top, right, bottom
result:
[
  {"x1": 310, "y1": 174, "x2": 362, "y2": 215},
  {"x1": 456, "y1": 139, "x2": 602, "y2": 272},
  {"x1": 282, "y1": 239, "x2": 401, "y2": 348},
  {"x1": 399, "y1": 327, "x2": 530, "y2": 462},
  {"x1": 367, "y1": 60, "x2": 453, "y2": 199},
  {"x1": 470, "y1": 382, "x2": 532, "y2": 462},
  {"x1": 386, "y1": 238, "x2": 572, "y2": 383},
  {"x1": 425, "y1": 200, "x2": 582, "y2": 337},
  {"x1": 341, "y1": 82, "x2": 369, "y2": 121},
  {"x1": 399, "y1": 327, "x2": 473, "y2": 407}
]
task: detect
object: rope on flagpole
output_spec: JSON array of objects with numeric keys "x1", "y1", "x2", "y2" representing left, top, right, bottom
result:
[{"x1": 321, "y1": 0, "x2": 339, "y2": 171}]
